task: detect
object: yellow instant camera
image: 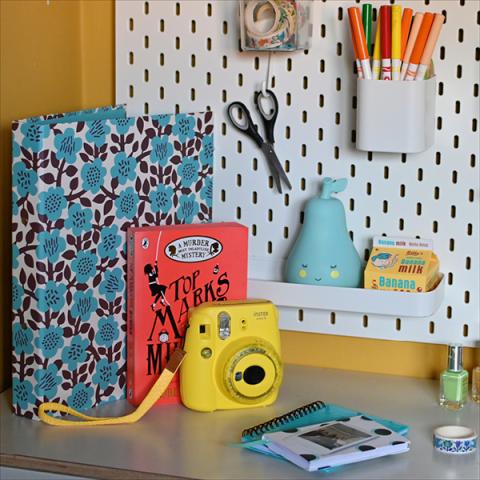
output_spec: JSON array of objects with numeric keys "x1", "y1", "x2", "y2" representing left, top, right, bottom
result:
[{"x1": 180, "y1": 300, "x2": 283, "y2": 412}]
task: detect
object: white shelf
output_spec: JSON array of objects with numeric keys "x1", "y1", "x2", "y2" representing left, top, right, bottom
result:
[{"x1": 248, "y1": 275, "x2": 445, "y2": 318}]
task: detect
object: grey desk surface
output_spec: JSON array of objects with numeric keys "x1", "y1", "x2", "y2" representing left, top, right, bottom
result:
[{"x1": 1, "y1": 365, "x2": 479, "y2": 480}]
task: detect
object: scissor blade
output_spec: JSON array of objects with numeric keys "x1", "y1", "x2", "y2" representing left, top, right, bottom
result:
[{"x1": 261, "y1": 143, "x2": 292, "y2": 192}]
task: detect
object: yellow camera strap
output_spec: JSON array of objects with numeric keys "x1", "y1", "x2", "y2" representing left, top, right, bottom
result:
[{"x1": 38, "y1": 349, "x2": 186, "y2": 426}]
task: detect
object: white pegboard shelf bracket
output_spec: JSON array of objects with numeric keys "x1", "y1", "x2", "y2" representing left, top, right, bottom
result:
[{"x1": 248, "y1": 275, "x2": 445, "y2": 318}]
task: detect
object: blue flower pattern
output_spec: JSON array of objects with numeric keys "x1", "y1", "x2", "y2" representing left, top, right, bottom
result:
[
  {"x1": 199, "y1": 135, "x2": 214, "y2": 166},
  {"x1": 35, "y1": 326, "x2": 64, "y2": 359},
  {"x1": 36, "y1": 230, "x2": 66, "y2": 263},
  {"x1": 200, "y1": 177, "x2": 213, "y2": 208},
  {"x1": 61, "y1": 337, "x2": 90, "y2": 370},
  {"x1": 38, "y1": 187, "x2": 67, "y2": 221},
  {"x1": 12, "y1": 110, "x2": 212, "y2": 418},
  {"x1": 151, "y1": 136, "x2": 174, "y2": 166},
  {"x1": 95, "y1": 316, "x2": 120, "y2": 348},
  {"x1": 93, "y1": 359, "x2": 116, "y2": 390},
  {"x1": 72, "y1": 251, "x2": 98, "y2": 283},
  {"x1": 64, "y1": 204, "x2": 93, "y2": 236},
  {"x1": 81, "y1": 159, "x2": 106, "y2": 194},
  {"x1": 54, "y1": 128, "x2": 82, "y2": 164},
  {"x1": 13, "y1": 162, "x2": 38, "y2": 197},
  {"x1": 71, "y1": 290, "x2": 98, "y2": 322},
  {"x1": 13, "y1": 324, "x2": 34, "y2": 355},
  {"x1": 149, "y1": 184, "x2": 173, "y2": 214},
  {"x1": 99, "y1": 268, "x2": 124, "y2": 302},
  {"x1": 34, "y1": 364, "x2": 62, "y2": 399},
  {"x1": 112, "y1": 152, "x2": 136, "y2": 184},
  {"x1": 178, "y1": 157, "x2": 199, "y2": 188},
  {"x1": 115, "y1": 187, "x2": 138, "y2": 219},
  {"x1": 36, "y1": 281, "x2": 66, "y2": 313}
]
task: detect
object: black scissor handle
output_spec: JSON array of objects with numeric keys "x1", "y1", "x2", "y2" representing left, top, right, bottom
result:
[
  {"x1": 254, "y1": 89, "x2": 279, "y2": 145},
  {"x1": 227, "y1": 102, "x2": 264, "y2": 148}
]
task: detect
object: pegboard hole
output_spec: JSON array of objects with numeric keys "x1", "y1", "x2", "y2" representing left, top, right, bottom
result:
[
  {"x1": 300, "y1": 178, "x2": 306, "y2": 191},
  {"x1": 456, "y1": 65, "x2": 462, "y2": 79},
  {"x1": 129, "y1": 17, "x2": 134, "y2": 31},
  {"x1": 236, "y1": 207, "x2": 241, "y2": 220},
  {"x1": 464, "y1": 291, "x2": 470, "y2": 304},
  {"x1": 365, "y1": 216, "x2": 371, "y2": 228},
  {"x1": 222, "y1": 21, "x2": 228, "y2": 35},
  {"x1": 144, "y1": 102, "x2": 149, "y2": 114},
  {"x1": 191, "y1": 20, "x2": 196, "y2": 33},
  {"x1": 220, "y1": 189, "x2": 226, "y2": 202},
  {"x1": 463, "y1": 325, "x2": 469, "y2": 337},
  {"x1": 159, "y1": 19, "x2": 164, "y2": 32},
  {"x1": 363, "y1": 315, "x2": 368, "y2": 328},
  {"x1": 318, "y1": 128, "x2": 323, "y2": 141},
  {"x1": 298, "y1": 309, "x2": 304, "y2": 322},
  {"x1": 366, "y1": 182, "x2": 372, "y2": 195},
  {"x1": 350, "y1": 164, "x2": 355, "y2": 177},
  {"x1": 351, "y1": 130, "x2": 356, "y2": 143},
  {"x1": 384, "y1": 166, "x2": 389, "y2": 179},
  {"x1": 159, "y1": 53, "x2": 165, "y2": 66},
  {"x1": 303, "y1": 76, "x2": 308, "y2": 89},
  {"x1": 222, "y1": 55, "x2": 228, "y2": 69},
  {"x1": 429, "y1": 322, "x2": 435, "y2": 334},
  {"x1": 283, "y1": 226, "x2": 289, "y2": 239},
  {"x1": 268, "y1": 209, "x2": 273, "y2": 222},
  {"x1": 236, "y1": 174, "x2": 242, "y2": 187},
  {"x1": 364, "y1": 248, "x2": 370, "y2": 262},
  {"x1": 175, "y1": 70, "x2": 180, "y2": 83},
  {"x1": 284, "y1": 193, "x2": 289, "y2": 206},
  {"x1": 221, "y1": 156, "x2": 226, "y2": 169},
  {"x1": 252, "y1": 224, "x2": 257, "y2": 236},
  {"x1": 207, "y1": 2, "x2": 212, "y2": 16},
  {"x1": 129, "y1": 85, "x2": 134, "y2": 98},
  {"x1": 285, "y1": 126, "x2": 291, "y2": 139},
  {"x1": 450, "y1": 205, "x2": 456, "y2": 218},
  {"x1": 448, "y1": 272, "x2": 454, "y2": 285},
  {"x1": 438, "y1": 82, "x2": 444, "y2": 95},
  {"x1": 399, "y1": 218, "x2": 404, "y2": 231},
  {"x1": 437, "y1": 117, "x2": 442, "y2": 130},
  {"x1": 452, "y1": 170, "x2": 458, "y2": 183},
  {"x1": 401, "y1": 153, "x2": 407, "y2": 163},
  {"x1": 467, "y1": 223, "x2": 473, "y2": 236},
  {"x1": 144, "y1": 69, "x2": 149, "y2": 82},
  {"x1": 129, "y1": 51, "x2": 134, "y2": 64},
  {"x1": 299, "y1": 211, "x2": 304, "y2": 225},
  {"x1": 206, "y1": 72, "x2": 212, "y2": 85},
  {"x1": 206, "y1": 37, "x2": 212, "y2": 51},
  {"x1": 416, "y1": 203, "x2": 422, "y2": 215},
  {"x1": 330, "y1": 312, "x2": 336, "y2": 325},
  {"x1": 221, "y1": 122, "x2": 226, "y2": 136},
  {"x1": 453, "y1": 135, "x2": 459, "y2": 148},
  {"x1": 349, "y1": 198, "x2": 355, "y2": 211},
  {"x1": 400, "y1": 184, "x2": 406, "y2": 197},
  {"x1": 434, "y1": 186, "x2": 440, "y2": 200},
  {"x1": 191, "y1": 88, "x2": 196, "y2": 101},
  {"x1": 286, "y1": 92, "x2": 291, "y2": 106},
  {"x1": 285, "y1": 160, "x2": 290, "y2": 173},
  {"x1": 468, "y1": 189, "x2": 474, "y2": 202},
  {"x1": 144, "y1": 35, "x2": 150, "y2": 49},
  {"x1": 396, "y1": 318, "x2": 401, "y2": 331},
  {"x1": 335, "y1": 112, "x2": 341, "y2": 125},
  {"x1": 465, "y1": 257, "x2": 471, "y2": 269},
  {"x1": 432, "y1": 221, "x2": 438, "y2": 233},
  {"x1": 352, "y1": 95, "x2": 357, "y2": 109},
  {"x1": 320, "y1": 24, "x2": 326, "y2": 38},
  {"x1": 238, "y1": 73, "x2": 243, "y2": 86},
  {"x1": 221, "y1": 89, "x2": 227, "y2": 103},
  {"x1": 144, "y1": 1, "x2": 149, "y2": 15},
  {"x1": 383, "y1": 200, "x2": 388, "y2": 214},
  {"x1": 320, "y1": 59, "x2": 325, "y2": 73},
  {"x1": 301, "y1": 144, "x2": 307, "y2": 157},
  {"x1": 159, "y1": 86, "x2": 164, "y2": 100},
  {"x1": 336, "y1": 78, "x2": 341, "y2": 91},
  {"x1": 336, "y1": 42, "x2": 342, "y2": 56},
  {"x1": 319, "y1": 94, "x2": 324, "y2": 107},
  {"x1": 455, "y1": 101, "x2": 461, "y2": 114},
  {"x1": 252, "y1": 157, "x2": 258, "y2": 171},
  {"x1": 267, "y1": 241, "x2": 273, "y2": 254},
  {"x1": 435, "y1": 152, "x2": 441, "y2": 165},
  {"x1": 176, "y1": 2, "x2": 181, "y2": 15},
  {"x1": 334, "y1": 146, "x2": 340, "y2": 159},
  {"x1": 302, "y1": 111, "x2": 308, "y2": 123}
]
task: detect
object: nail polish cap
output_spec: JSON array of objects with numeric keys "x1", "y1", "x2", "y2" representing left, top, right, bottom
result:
[{"x1": 447, "y1": 344, "x2": 463, "y2": 371}]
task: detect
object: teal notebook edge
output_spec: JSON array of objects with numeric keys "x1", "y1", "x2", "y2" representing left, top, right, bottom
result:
[{"x1": 238, "y1": 401, "x2": 409, "y2": 460}]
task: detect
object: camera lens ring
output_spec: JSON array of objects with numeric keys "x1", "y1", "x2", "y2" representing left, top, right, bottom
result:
[{"x1": 223, "y1": 342, "x2": 282, "y2": 404}]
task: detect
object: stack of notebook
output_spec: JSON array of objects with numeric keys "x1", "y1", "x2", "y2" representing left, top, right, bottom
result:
[{"x1": 240, "y1": 401, "x2": 410, "y2": 472}]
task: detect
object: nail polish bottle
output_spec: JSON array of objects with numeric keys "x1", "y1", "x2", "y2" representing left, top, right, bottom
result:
[{"x1": 439, "y1": 344, "x2": 468, "y2": 410}]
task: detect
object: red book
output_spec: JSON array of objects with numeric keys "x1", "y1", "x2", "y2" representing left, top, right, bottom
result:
[{"x1": 127, "y1": 223, "x2": 248, "y2": 406}]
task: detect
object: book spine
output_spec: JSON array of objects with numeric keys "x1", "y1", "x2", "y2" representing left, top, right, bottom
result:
[{"x1": 127, "y1": 232, "x2": 136, "y2": 404}]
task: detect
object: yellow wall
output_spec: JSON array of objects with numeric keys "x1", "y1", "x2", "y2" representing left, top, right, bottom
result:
[{"x1": 0, "y1": 0, "x2": 478, "y2": 391}]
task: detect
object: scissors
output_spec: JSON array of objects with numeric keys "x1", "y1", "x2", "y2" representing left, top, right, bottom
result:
[{"x1": 227, "y1": 89, "x2": 292, "y2": 194}]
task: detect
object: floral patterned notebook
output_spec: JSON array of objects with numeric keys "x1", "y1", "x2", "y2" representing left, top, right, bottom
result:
[{"x1": 11, "y1": 105, "x2": 214, "y2": 419}]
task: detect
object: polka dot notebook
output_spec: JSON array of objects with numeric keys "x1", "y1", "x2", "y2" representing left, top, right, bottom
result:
[{"x1": 263, "y1": 415, "x2": 410, "y2": 472}]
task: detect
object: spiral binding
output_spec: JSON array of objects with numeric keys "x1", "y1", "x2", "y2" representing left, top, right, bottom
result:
[{"x1": 241, "y1": 400, "x2": 326, "y2": 439}]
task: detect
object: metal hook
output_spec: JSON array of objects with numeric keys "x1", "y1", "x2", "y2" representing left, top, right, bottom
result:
[{"x1": 262, "y1": 52, "x2": 273, "y2": 96}]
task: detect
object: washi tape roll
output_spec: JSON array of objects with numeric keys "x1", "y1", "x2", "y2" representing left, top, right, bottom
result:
[
  {"x1": 244, "y1": 0, "x2": 297, "y2": 50},
  {"x1": 433, "y1": 426, "x2": 478, "y2": 455}
]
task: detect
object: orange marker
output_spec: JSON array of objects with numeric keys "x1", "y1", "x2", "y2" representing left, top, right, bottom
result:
[
  {"x1": 405, "y1": 12, "x2": 434, "y2": 81},
  {"x1": 416, "y1": 14, "x2": 445, "y2": 80},
  {"x1": 401, "y1": 12, "x2": 423, "y2": 80},
  {"x1": 351, "y1": 34, "x2": 365, "y2": 79},
  {"x1": 401, "y1": 8, "x2": 413, "y2": 59},
  {"x1": 348, "y1": 7, "x2": 372, "y2": 79}
]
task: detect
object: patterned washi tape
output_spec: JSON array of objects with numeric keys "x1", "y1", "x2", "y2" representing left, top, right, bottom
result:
[
  {"x1": 433, "y1": 426, "x2": 478, "y2": 455},
  {"x1": 244, "y1": 0, "x2": 297, "y2": 50}
]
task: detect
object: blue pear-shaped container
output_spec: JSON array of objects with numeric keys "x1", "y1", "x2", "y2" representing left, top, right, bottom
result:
[{"x1": 285, "y1": 178, "x2": 363, "y2": 287}]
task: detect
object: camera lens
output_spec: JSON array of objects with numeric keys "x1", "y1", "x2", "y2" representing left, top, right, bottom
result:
[{"x1": 243, "y1": 365, "x2": 265, "y2": 385}]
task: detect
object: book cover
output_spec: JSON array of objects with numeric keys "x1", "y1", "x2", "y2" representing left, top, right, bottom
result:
[
  {"x1": 263, "y1": 415, "x2": 410, "y2": 471},
  {"x1": 11, "y1": 106, "x2": 214, "y2": 419},
  {"x1": 127, "y1": 223, "x2": 248, "y2": 406}
]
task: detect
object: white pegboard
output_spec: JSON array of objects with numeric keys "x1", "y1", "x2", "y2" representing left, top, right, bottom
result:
[{"x1": 116, "y1": 0, "x2": 479, "y2": 346}]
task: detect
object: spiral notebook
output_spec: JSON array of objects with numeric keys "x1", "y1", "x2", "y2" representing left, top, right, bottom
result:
[{"x1": 240, "y1": 401, "x2": 408, "y2": 457}]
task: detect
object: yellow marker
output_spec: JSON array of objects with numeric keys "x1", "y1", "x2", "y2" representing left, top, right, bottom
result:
[
  {"x1": 392, "y1": 5, "x2": 402, "y2": 80},
  {"x1": 372, "y1": 16, "x2": 381, "y2": 80}
]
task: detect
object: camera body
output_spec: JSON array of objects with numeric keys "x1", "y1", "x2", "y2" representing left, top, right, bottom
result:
[{"x1": 180, "y1": 300, "x2": 283, "y2": 412}]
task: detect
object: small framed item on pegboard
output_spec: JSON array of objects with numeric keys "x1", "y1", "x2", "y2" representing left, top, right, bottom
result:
[{"x1": 239, "y1": 0, "x2": 311, "y2": 52}]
